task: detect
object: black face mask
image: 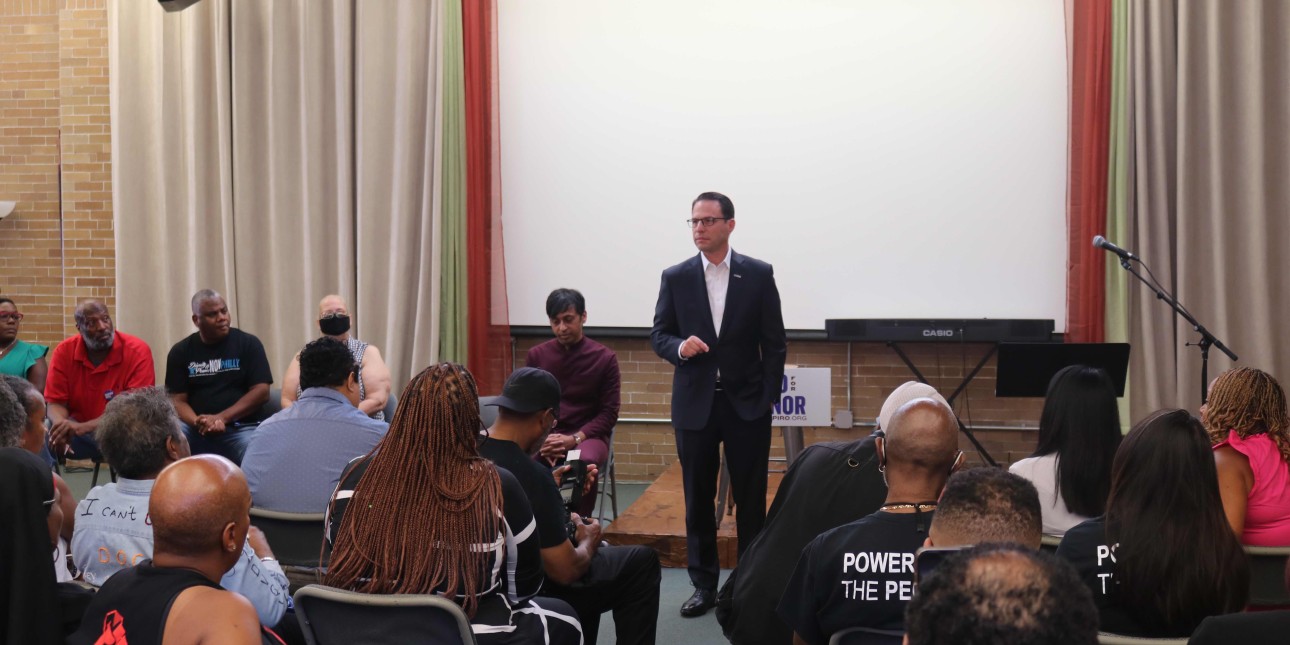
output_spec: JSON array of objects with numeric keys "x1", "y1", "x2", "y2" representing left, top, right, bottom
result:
[{"x1": 319, "y1": 315, "x2": 351, "y2": 336}]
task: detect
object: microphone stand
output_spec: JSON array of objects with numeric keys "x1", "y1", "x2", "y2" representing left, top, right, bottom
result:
[{"x1": 1112, "y1": 256, "x2": 1237, "y2": 404}]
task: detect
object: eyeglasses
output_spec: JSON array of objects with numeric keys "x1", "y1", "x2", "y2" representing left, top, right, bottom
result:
[
  {"x1": 321, "y1": 312, "x2": 349, "y2": 319},
  {"x1": 0, "y1": 312, "x2": 23, "y2": 322},
  {"x1": 686, "y1": 217, "x2": 730, "y2": 228}
]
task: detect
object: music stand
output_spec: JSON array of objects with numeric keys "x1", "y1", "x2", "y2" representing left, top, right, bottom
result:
[{"x1": 996, "y1": 343, "x2": 1130, "y2": 397}]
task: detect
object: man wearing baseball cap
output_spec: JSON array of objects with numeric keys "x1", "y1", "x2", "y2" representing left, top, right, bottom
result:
[{"x1": 479, "y1": 367, "x2": 661, "y2": 645}]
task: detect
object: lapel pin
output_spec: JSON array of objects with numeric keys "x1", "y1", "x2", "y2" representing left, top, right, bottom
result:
[{"x1": 733, "y1": 273, "x2": 742, "y2": 278}]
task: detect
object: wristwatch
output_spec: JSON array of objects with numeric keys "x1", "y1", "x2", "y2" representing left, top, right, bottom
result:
[{"x1": 573, "y1": 433, "x2": 584, "y2": 446}]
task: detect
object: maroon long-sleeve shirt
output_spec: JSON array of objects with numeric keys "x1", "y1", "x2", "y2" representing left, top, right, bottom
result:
[{"x1": 525, "y1": 336, "x2": 620, "y2": 443}]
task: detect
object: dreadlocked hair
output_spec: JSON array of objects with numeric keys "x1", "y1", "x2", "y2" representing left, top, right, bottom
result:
[
  {"x1": 324, "y1": 363, "x2": 502, "y2": 617},
  {"x1": 1203, "y1": 367, "x2": 1290, "y2": 465}
]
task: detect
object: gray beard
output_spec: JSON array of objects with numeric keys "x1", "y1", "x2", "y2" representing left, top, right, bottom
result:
[{"x1": 83, "y1": 332, "x2": 114, "y2": 353}]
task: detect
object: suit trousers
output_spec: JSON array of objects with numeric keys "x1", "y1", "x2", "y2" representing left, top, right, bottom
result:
[{"x1": 674, "y1": 389, "x2": 772, "y2": 591}]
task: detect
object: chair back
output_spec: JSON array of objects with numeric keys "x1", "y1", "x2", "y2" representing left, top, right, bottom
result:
[
  {"x1": 1095, "y1": 633, "x2": 1187, "y2": 644},
  {"x1": 828, "y1": 626, "x2": 904, "y2": 645},
  {"x1": 1245, "y1": 545, "x2": 1290, "y2": 607},
  {"x1": 250, "y1": 507, "x2": 328, "y2": 567},
  {"x1": 293, "y1": 584, "x2": 477, "y2": 645},
  {"x1": 381, "y1": 391, "x2": 398, "y2": 422},
  {"x1": 1040, "y1": 534, "x2": 1062, "y2": 553},
  {"x1": 478, "y1": 396, "x2": 499, "y2": 429}
]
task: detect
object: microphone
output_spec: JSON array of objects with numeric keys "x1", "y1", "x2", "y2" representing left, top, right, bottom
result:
[{"x1": 1093, "y1": 235, "x2": 1137, "y2": 261}]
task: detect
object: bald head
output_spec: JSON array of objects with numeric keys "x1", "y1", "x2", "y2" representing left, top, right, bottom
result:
[
  {"x1": 150, "y1": 455, "x2": 250, "y2": 557},
  {"x1": 318, "y1": 294, "x2": 347, "y2": 315},
  {"x1": 883, "y1": 398, "x2": 959, "y2": 474}
]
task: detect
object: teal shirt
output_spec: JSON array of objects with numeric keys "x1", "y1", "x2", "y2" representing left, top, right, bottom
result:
[{"x1": 0, "y1": 339, "x2": 46, "y2": 378}]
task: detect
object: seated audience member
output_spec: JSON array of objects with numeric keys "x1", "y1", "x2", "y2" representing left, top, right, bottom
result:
[
  {"x1": 525, "y1": 288, "x2": 621, "y2": 516},
  {"x1": 3, "y1": 375, "x2": 76, "y2": 580},
  {"x1": 925, "y1": 467, "x2": 1042, "y2": 549},
  {"x1": 1009, "y1": 365, "x2": 1121, "y2": 537},
  {"x1": 166, "y1": 289, "x2": 272, "y2": 465},
  {"x1": 0, "y1": 296, "x2": 49, "y2": 390},
  {"x1": 45, "y1": 299, "x2": 154, "y2": 460},
  {"x1": 70, "y1": 387, "x2": 289, "y2": 627},
  {"x1": 69, "y1": 455, "x2": 273, "y2": 645},
  {"x1": 242, "y1": 337, "x2": 387, "y2": 512},
  {"x1": 280, "y1": 294, "x2": 391, "y2": 420},
  {"x1": 905, "y1": 543, "x2": 1099, "y2": 645},
  {"x1": 777, "y1": 398, "x2": 963, "y2": 644},
  {"x1": 1201, "y1": 367, "x2": 1290, "y2": 545},
  {"x1": 0, "y1": 447, "x2": 74, "y2": 643},
  {"x1": 1057, "y1": 409, "x2": 1248, "y2": 637},
  {"x1": 326, "y1": 363, "x2": 583, "y2": 644},
  {"x1": 717, "y1": 381, "x2": 948, "y2": 645},
  {"x1": 480, "y1": 367, "x2": 660, "y2": 645}
]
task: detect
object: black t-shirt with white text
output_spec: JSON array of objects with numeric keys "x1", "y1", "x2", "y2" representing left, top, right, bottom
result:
[
  {"x1": 777, "y1": 510, "x2": 931, "y2": 644},
  {"x1": 477, "y1": 436, "x2": 570, "y2": 549},
  {"x1": 165, "y1": 328, "x2": 273, "y2": 422}
]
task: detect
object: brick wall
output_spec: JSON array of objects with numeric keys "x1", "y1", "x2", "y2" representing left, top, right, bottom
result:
[
  {"x1": 514, "y1": 336, "x2": 1045, "y2": 482},
  {"x1": 0, "y1": 0, "x2": 113, "y2": 346}
]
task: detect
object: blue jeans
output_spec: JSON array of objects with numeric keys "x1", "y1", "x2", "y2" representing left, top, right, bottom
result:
[{"x1": 182, "y1": 422, "x2": 259, "y2": 465}]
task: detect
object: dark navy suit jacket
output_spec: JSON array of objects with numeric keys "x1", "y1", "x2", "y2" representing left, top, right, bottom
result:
[{"x1": 650, "y1": 251, "x2": 787, "y2": 430}]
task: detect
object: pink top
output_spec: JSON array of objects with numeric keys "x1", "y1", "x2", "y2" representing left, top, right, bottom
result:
[{"x1": 1215, "y1": 430, "x2": 1290, "y2": 546}]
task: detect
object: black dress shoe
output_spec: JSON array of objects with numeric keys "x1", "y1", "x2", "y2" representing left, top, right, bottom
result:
[{"x1": 680, "y1": 588, "x2": 717, "y2": 617}]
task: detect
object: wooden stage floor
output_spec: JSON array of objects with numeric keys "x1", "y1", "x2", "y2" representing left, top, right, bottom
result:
[{"x1": 604, "y1": 460, "x2": 784, "y2": 568}]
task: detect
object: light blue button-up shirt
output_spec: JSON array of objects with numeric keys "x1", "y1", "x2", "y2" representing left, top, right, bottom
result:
[
  {"x1": 71, "y1": 477, "x2": 290, "y2": 626},
  {"x1": 242, "y1": 387, "x2": 388, "y2": 513}
]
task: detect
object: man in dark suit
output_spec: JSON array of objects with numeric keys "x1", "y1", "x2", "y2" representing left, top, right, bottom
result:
[{"x1": 650, "y1": 191, "x2": 787, "y2": 617}]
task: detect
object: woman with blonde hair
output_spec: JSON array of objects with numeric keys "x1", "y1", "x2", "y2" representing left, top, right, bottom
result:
[
  {"x1": 325, "y1": 363, "x2": 582, "y2": 644},
  {"x1": 1204, "y1": 367, "x2": 1290, "y2": 545}
]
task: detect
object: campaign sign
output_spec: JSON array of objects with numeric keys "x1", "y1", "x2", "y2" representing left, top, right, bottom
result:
[{"x1": 772, "y1": 367, "x2": 832, "y2": 426}]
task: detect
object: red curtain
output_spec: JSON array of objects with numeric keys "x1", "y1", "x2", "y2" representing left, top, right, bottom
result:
[
  {"x1": 463, "y1": 0, "x2": 510, "y2": 394},
  {"x1": 1065, "y1": 0, "x2": 1113, "y2": 343}
]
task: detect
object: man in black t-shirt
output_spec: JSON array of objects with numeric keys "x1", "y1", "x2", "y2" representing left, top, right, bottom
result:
[
  {"x1": 777, "y1": 398, "x2": 963, "y2": 644},
  {"x1": 165, "y1": 290, "x2": 272, "y2": 465},
  {"x1": 479, "y1": 367, "x2": 660, "y2": 645}
]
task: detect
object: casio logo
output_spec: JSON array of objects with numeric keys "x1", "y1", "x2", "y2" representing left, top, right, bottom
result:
[{"x1": 923, "y1": 329, "x2": 955, "y2": 337}]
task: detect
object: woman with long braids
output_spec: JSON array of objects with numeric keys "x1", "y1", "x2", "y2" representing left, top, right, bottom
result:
[
  {"x1": 1056, "y1": 409, "x2": 1248, "y2": 637},
  {"x1": 325, "y1": 363, "x2": 583, "y2": 643},
  {"x1": 1203, "y1": 367, "x2": 1290, "y2": 545}
]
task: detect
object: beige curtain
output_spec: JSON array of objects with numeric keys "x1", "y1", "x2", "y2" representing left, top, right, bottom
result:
[
  {"x1": 1129, "y1": 0, "x2": 1290, "y2": 418},
  {"x1": 112, "y1": 0, "x2": 450, "y2": 393},
  {"x1": 111, "y1": 0, "x2": 235, "y2": 373},
  {"x1": 230, "y1": 0, "x2": 356, "y2": 381},
  {"x1": 354, "y1": 0, "x2": 446, "y2": 386}
]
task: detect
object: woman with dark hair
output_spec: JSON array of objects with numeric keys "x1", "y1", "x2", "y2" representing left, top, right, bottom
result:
[
  {"x1": 0, "y1": 297, "x2": 49, "y2": 391},
  {"x1": 326, "y1": 363, "x2": 582, "y2": 644},
  {"x1": 1203, "y1": 367, "x2": 1290, "y2": 545},
  {"x1": 1056, "y1": 409, "x2": 1248, "y2": 637},
  {"x1": 1009, "y1": 365, "x2": 1121, "y2": 536}
]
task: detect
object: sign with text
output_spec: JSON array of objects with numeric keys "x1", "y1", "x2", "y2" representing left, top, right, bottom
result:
[{"x1": 772, "y1": 367, "x2": 832, "y2": 426}]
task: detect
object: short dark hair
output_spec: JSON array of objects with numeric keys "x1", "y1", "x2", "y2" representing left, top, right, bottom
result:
[
  {"x1": 0, "y1": 378, "x2": 26, "y2": 449},
  {"x1": 299, "y1": 336, "x2": 358, "y2": 390},
  {"x1": 931, "y1": 467, "x2": 1042, "y2": 547},
  {"x1": 906, "y1": 543, "x2": 1098, "y2": 645},
  {"x1": 96, "y1": 387, "x2": 185, "y2": 479},
  {"x1": 692, "y1": 191, "x2": 735, "y2": 219},
  {"x1": 0, "y1": 297, "x2": 14, "y2": 308},
  {"x1": 545, "y1": 288, "x2": 586, "y2": 319}
]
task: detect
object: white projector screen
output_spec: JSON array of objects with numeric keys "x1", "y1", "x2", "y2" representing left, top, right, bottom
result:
[{"x1": 499, "y1": 0, "x2": 1068, "y2": 331}]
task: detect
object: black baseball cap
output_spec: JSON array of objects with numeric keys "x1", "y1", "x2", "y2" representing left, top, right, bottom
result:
[{"x1": 487, "y1": 367, "x2": 561, "y2": 415}]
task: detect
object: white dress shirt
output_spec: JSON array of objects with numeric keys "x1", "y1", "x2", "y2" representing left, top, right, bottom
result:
[{"x1": 679, "y1": 248, "x2": 733, "y2": 361}]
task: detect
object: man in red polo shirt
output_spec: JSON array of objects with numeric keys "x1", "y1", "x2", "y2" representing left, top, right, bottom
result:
[{"x1": 47, "y1": 300, "x2": 155, "y2": 460}]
